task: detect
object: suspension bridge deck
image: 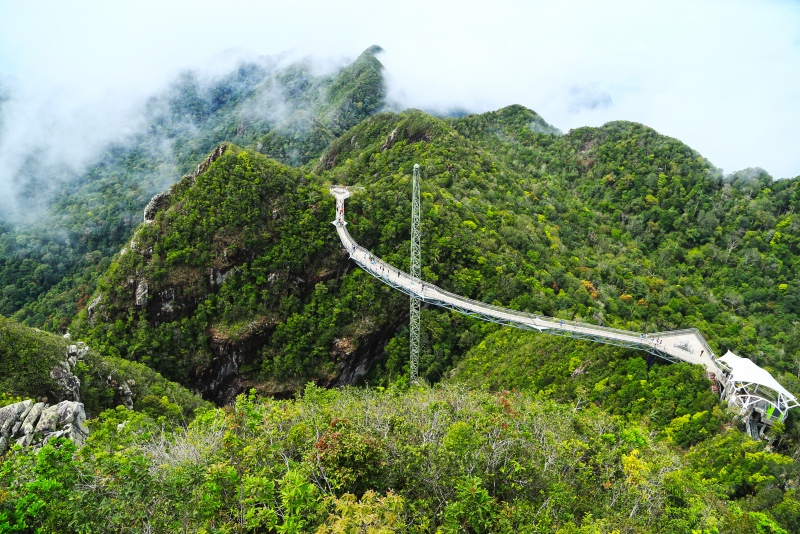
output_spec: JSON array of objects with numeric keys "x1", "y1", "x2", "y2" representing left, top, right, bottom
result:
[
  {"x1": 329, "y1": 186, "x2": 797, "y2": 432},
  {"x1": 331, "y1": 187, "x2": 719, "y2": 373}
]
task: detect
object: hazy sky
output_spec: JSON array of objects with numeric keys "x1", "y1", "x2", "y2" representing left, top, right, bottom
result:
[{"x1": 1, "y1": 0, "x2": 799, "y2": 181}]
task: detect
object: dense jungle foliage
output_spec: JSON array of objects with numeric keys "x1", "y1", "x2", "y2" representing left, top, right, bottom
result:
[
  {"x1": 2, "y1": 385, "x2": 799, "y2": 533},
  {"x1": 451, "y1": 332, "x2": 725, "y2": 446},
  {"x1": 1, "y1": 44, "x2": 800, "y2": 531},
  {"x1": 0, "y1": 46, "x2": 385, "y2": 331}
]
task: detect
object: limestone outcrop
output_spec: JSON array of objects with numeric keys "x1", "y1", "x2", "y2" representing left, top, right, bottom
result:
[
  {"x1": 50, "y1": 342, "x2": 89, "y2": 402},
  {"x1": 143, "y1": 191, "x2": 171, "y2": 223},
  {"x1": 0, "y1": 399, "x2": 88, "y2": 454}
]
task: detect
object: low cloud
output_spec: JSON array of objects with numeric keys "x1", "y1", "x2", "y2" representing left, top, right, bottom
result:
[
  {"x1": 0, "y1": 46, "x2": 349, "y2": 220},
  {"x1": 567, "y1": 86, "x2": 613, "y2": 113},
  {"x1": 0, "y1": 75, "x2": 150, "y2": 217},
  {"x1": 0, "y1": 0, "x2": 798, "y2": 201}
]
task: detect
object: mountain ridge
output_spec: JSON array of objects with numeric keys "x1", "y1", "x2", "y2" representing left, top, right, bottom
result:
[
  {"x1": 0, "y1": 46, "x2": 387, "y2": 331},
  {"x1": 64, "y1": 105, "x2": 800, "y2": 406}
]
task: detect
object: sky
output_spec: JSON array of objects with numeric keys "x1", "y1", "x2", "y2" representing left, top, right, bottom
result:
[{"x1": 1, "y1": 0, "x2": 799, "y2": 186}]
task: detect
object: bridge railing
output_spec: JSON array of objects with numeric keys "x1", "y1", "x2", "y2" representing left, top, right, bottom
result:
[{"x1": 339, "y1": 224, "x2": 655, "y2": 343}]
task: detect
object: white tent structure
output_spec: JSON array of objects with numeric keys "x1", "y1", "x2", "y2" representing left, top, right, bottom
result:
[{"x1": 717, "y1": 351, "x2": 799, "y2": 436}]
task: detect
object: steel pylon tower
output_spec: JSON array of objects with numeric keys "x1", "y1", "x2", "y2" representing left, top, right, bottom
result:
[{"x1": 409, "y1": 163, "x2": 421, "y2": 382}]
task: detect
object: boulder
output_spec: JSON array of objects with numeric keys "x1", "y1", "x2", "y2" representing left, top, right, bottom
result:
[
  {"x1": 0, "y1": 399, "x2": 88, "y2": 453},
  {"x1": 50, "y1": 362, "x2": 81, "y2": 402},
  {"x1": 21, "y1": 403, "x2": 45, "y2": 435},
  {"x1": 0, "y1": 400, "x2": 33, "y2": 436},
  {"x1": 34, "y1": 404, "x2": 60, "y2": 434},
  {"x1": 49, "y1": 341, "x2": 89, "y2": 403}
]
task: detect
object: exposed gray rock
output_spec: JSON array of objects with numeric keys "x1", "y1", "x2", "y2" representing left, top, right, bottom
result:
[
  {"x1": 21, "y1": 403, "x2": 45, "y2": 435},
  {"x1": 381, "y1": 127, "x2": 398, "y2": 151},
  {"x1": 210, "y1": 269, "x2": 224, "y2": 288},
  {"x1": 209, "y1": 268, "x2": 236, "y2": 289},
  {"x1": 86, "y1": 294, "x2": 105, "y2": 325},
  {"x1": 1, "y1": 340, "x2": 104, "y2": 453},
  {"x1": 107, "y1": 375, "x2": 134, "y2": 410},
  {"x1": 56, "y1": 402, "x2": 88, "y2": 446},
  {"x1": 73, "y1": 406, "x2": 89, "y2": 438},
  {"x1": 143, "y1": 191, "x2": 171, "y2": 223},
  {"x1": 17, "y1": 401, "x2": 33, "y2": 428},
  {"x1": 0, "y1": 400, "x2": 88, "y2": 453},
  {"x1": 49, "y1": 342, "x2": 88, "y2": 403},
  {"x1": 50, "y1": 363, "x2": 81, "y2": 402},
  {"x1": 189, "y1": 143, "x2": 228, "y2": 184},
  {"x1": 34, "y1": 404, "x2": 60, "y2": 434},
  {"x1": 158, "y1": 288, "x2": 176, "y2": 315},
  {"x1": 0, "y1": 400, "x2": 33, "y2": 436},
  {"x1": 68, "y1": 342, "x2": 90, "y2": 361},
  {"x1": 135, "y1": 280, "x2": 148, "y2": 306},
  {"x1": 55, "y1": 400, "x2": 77, "y2": 426}
]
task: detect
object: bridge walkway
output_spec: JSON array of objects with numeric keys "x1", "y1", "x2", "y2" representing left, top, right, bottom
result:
[{"x1": 331, "y1": 187, "x2": 722, "y2": 377}]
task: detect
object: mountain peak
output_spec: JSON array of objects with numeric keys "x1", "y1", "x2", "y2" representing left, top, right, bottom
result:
[{"x1": 362, "y1": 45, "x2": 384, "y2": 56}]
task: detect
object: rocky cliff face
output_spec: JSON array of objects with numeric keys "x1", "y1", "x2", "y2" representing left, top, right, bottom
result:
[{"x1": 0, "y1": 399, "x2": 88, "y2": 454}]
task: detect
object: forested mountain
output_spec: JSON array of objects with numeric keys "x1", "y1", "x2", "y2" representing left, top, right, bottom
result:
[
  {"x1": 0, "y1": 46, "x2": 385, "y2": 330},
  {"x1": 67, "y1": 107, "x2": 800, "y2": 408},
  {"x1": 2, "y1": 46, "x2": 800, "y2": 532}
]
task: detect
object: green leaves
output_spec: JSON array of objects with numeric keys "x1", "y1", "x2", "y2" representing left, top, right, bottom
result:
[
  {"x1": 55, "y1": 100, "x2": 800, "y2": 410},
  {"x1": 441, "y1": 477, "x2": 497, "y2": 534},
  {"x1": 278, "y1": 470, "x2": 317, "y2": 533},
  {"x1": 1, "y1": 385, "x2": 798, "y2": 532},
  {"x1": 0, "y1": 439, "x2": 77, "y2": 533},
  {"x1": 242, "y1": 475, "x2": 278, "y2": 530}
]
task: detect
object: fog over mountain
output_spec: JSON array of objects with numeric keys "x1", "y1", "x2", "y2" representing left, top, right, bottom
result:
[{"x1": 0, "y1": 0, "x2": 798, "y2": 207}]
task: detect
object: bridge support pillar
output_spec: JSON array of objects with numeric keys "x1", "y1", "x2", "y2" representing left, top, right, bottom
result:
[{"x1": 410, "y1": 164, "x2": 421, "y2": 383}]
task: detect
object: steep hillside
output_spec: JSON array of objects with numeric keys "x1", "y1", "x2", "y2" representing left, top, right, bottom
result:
[
  {"x1": 0, "y1": 316, "x2": 68, "y2": 402},
  {"x1": 0, "y1": 315, "x2": 209, "y2": 420},
  {"x1": 0, "y1": 46, "x2": 386, "y2": 331},
  {"x1": 71, "y1": 107, "x2": 800, "y2": 408},
  {"x1": 71, "y1": 143, "x2": 367, "y2": 401}
]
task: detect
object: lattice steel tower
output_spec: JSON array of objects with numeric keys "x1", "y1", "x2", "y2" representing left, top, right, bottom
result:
[{"x1": 409, "y1": 163, "x2": 421, "y2": 382}]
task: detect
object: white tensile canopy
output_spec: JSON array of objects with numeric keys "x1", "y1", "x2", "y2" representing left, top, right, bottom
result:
[
  {"x1": 717, "y1": 350, "x2": 799, "y2": 422},
  {"x1": 718, "y1": 351, "x2": 795, "y2": 399}
]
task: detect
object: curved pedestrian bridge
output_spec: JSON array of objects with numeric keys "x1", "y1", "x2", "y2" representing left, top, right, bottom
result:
[{"x1": 330, "y1": 186, "x2": 797, "y2": 438}]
